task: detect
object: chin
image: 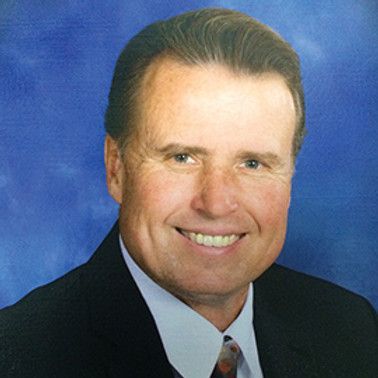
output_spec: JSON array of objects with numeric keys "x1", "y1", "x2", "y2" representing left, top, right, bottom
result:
[{"x1": 159, "y1": 272, "x2": 249, "y2": 304}]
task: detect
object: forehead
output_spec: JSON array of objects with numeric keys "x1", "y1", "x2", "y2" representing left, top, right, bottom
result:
[
  {"x1": 133, "y1": 57, "x2": 296, "y2": 154},
  {"x1": 141, "y1": 57, "x2": 294, "y2": 111},
  {"x1": 140, "y1": 56, "x2": 292, "y2": 102}
]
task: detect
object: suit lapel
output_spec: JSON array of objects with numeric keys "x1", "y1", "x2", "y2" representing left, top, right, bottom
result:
[
  {"x1": 254, "y1": 265, "x2": 319, "y2": 378},
  {"x1": 82, "y1": 223, "x2": 174, "y2": 377}
]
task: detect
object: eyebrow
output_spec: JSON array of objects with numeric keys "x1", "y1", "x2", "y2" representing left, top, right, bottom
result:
[
  {"x1": 155, "y1": 143, "x2": 209, "y2": 157},
  {"x1": 155, "y1": 143, "x2": 285, "y2": 166},
  {"x1": 236, "y1": 150, "x2": 284, "y2": 167}
]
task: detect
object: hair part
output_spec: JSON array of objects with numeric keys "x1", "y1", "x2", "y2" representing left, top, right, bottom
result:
[{"x1": 105, "y1": 8, "x2": 306, "y2": 158}]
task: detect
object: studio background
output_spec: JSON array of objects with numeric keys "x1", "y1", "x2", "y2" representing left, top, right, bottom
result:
[{"x1": 1, "y1": 0, "x2": 377, "y2": 309}]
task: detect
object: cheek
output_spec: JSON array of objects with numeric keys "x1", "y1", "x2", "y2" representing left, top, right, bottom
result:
[
  {"x1": 127, "y1": 170, "x2": 194, "y2": 216},
  {"x1": 248, "y1": 181, "x2": 291, "y2": 228}
]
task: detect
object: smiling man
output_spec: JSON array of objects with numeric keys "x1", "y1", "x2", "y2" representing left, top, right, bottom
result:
[
  {"x1": 1, "y1": 8, "x2": 377, "y2": 378},
  {"x1": 106, "y1": 61, "x2": 295, "y2": 334}
]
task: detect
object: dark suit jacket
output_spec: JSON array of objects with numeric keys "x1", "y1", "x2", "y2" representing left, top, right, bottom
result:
[{"x1": 1, "y1": 223, "x2": 377, "y2": 377}]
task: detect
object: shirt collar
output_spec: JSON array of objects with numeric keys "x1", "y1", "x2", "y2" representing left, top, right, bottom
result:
[{"x1": 119, "y1": 235, "x2": 255, "y2": 378}]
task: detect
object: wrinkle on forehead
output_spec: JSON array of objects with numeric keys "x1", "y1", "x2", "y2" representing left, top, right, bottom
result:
[
  {"x1": 137, "y1": 57, "x2": 295, "y2": 131},
  {"x1": 127, "y1": 56, "x2": 296, "y2": 174}
]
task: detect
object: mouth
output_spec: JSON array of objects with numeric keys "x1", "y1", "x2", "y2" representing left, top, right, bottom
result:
[{"x1": 176, "y1": 228, "x2": 245, "y2": 248}]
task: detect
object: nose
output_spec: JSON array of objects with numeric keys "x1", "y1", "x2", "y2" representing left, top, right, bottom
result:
[{"x1": 191, "y1": 168, "x2": 239, "y2": 219}]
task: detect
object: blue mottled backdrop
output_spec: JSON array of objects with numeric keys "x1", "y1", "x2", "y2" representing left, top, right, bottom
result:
[{"x1": 0, "y1": 0, "x2": 377, "y2": 309}]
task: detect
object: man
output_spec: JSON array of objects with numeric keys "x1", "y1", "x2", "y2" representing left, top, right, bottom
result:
[{"x1": 0, "y1": 8, "x2": 376, "y2": 378}]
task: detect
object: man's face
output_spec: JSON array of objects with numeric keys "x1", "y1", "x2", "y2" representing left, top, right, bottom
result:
[{"x1": 107, "y1": 58, "x2": 296, "y2": 303}]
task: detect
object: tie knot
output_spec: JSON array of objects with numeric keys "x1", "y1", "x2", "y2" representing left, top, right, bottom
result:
[
  {"x1": 223, "y1": 335, "x2": 240, "y2": 357},
  {"x1": 211, "y1": 335, "x2": 241, "y2": 377}
]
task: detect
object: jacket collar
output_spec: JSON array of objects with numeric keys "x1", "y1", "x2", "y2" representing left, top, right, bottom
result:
[{"x1": 83, "y1": 223, "x2": 174, "y2": 377}]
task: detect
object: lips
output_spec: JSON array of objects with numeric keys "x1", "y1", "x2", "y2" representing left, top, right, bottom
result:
[{"x1": 177, "y1": 228, "x2": 244, "y2": 248}]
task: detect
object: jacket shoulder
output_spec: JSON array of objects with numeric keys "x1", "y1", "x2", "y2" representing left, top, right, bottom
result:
[
  {"x1": 260, "y1": 263, "x2": 376, "y2": 312},
  {"x1": 255, "y1": 264, "x2": 377, "y2": 376},
  {"x1": 257, "y1": 263, "x2": 377, "y2": 325},
  {"x1": 0, "y1": 261, "x2": 108, "y2": 376},
  {"x1": 0, "y1": 262, "x2": 85, "y2": 323}
]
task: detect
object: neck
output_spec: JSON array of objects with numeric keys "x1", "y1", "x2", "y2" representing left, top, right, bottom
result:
[{"x1": 179, "y1": 287, "x2": 249, "y2": 332}]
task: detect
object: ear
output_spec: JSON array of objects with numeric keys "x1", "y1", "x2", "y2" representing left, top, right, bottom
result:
[{"x1": 104, "y1": 135, "x2": 124, "y2": 204}]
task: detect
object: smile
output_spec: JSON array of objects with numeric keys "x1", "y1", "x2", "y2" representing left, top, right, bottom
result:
[{"x1": 178, "y1": 229, "x2": 243, "y2": 248}]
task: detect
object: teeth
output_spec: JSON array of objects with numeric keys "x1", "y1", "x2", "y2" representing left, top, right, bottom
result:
[{"x1": 181, "y1": 230, "x2": 241, "y2": 248}]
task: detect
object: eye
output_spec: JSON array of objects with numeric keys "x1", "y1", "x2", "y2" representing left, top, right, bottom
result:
[
  {"x1": 172, "y1": 153, "x2": 195, "y2": 164},
  {"x1": 243, "y1": 159, "x2": 261, "y2": 170}
]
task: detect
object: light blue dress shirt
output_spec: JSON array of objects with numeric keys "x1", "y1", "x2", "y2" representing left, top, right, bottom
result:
[{"x1": 119, "y1": 236, "x2": 263, "y2": 378}]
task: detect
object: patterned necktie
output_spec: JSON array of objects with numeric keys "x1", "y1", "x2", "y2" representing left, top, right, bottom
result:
[{"x1": 210, "y1": 335, "x2": 241, "y2": 378}]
